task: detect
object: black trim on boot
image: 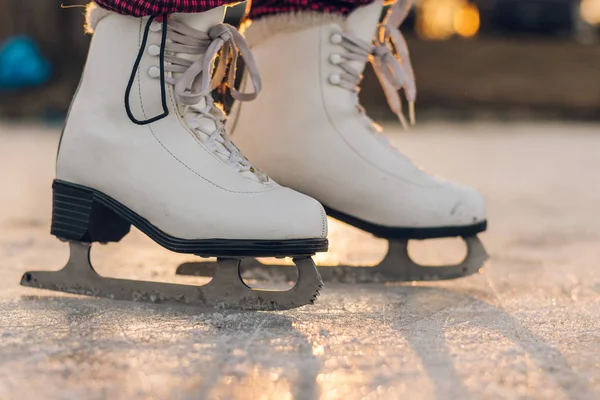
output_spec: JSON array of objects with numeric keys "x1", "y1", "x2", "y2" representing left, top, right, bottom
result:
[
  {"x1": 323, "y1": 205, "x2": 487, "y2": 240},
  {"x1": 51, "y1": 180, "x2": 328, "y2": 257}
]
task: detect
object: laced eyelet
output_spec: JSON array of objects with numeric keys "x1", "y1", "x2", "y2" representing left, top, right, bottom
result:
[
  {"x1": 148, "y1": 66, "x2": 160, "y2": 78},
  {"x1": 328, "y1": 74, "x2": 341, "y2": 85},
  {"x1": 149, "y1": 21, "x2": 161, "y2": 32},
  {"x1": 330, "y1": 33, "x2": 343, "y2": 45},
  {"x1": 147, "y1": 45, "x2": 160, "y2": 56},
  {"x1": 329, "y1": 54, "x2": 342, "y2": 65}
]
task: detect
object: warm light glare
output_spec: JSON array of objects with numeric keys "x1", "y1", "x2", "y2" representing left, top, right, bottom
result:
[
  {"x1": 416, "y1": 0, "x2": 480, "y2": 40},
  {"x1": 454, "y1": 3, "x2": 480, "y2": 37},
  {"x1": 417, "y1": 0, "x2": 456, "y2": 40},
  {"x1": 581, "y1": 0, "x2": 600, "y2": 25}
]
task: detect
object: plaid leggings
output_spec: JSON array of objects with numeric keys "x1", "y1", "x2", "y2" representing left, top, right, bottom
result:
[{"x1": 94, "y1": 0, "x2": 377, "y2": 19}]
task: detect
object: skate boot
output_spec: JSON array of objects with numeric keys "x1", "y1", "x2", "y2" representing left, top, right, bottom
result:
[
  {"x1": 177, "y1": 0, "x2": 488, "y2": 283},
  {"x1": 20, "y1": 4, "x2": 328, "y2": 309}
]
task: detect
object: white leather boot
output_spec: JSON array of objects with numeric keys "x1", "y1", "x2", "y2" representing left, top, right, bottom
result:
[
  {"x1": 21, "y1": 4, "x2": 327, "y2": 310},
  {"x1": 223, "y1": 0, "x2": 488, "y2": 282}
]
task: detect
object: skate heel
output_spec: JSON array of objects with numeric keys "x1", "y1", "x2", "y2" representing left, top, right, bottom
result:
[{"x1": 51, "y1": 180, "x2": 131, "y2": 243}]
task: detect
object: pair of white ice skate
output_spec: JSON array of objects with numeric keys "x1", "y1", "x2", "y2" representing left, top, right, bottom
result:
[{"x1": 21, "y1": 0, "x2": 488, "y2": 310}]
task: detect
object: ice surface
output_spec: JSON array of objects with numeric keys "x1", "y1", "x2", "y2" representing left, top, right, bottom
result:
[{"x1": 0, "y1": 123, "x2": 598, "y2": 399}]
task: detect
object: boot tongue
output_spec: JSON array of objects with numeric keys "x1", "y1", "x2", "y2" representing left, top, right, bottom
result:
[
  {"x1": 343, "y1": 0, "x2": 384, "y2": 73},
  {"x1": 169, "y1": 6, "x2": 226, "y2": 134},
  {"x1": 344, "y1": 0, "x2": 384, "y2": 44},
  {"x1": 172, "y1": 6, "x2": 261, "y2": 182},
  {"x1": 170, "y1": 5, "x2": 226, "y2": 32},
  {"x1": 168, "y1": 6, "x2": 227, "y2": 87}
]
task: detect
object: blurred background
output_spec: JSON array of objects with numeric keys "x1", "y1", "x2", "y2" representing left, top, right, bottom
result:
[
  {"x1": 1, "y1": 4, "x2": 599, "y2": 398},
  {"x1": 1, "y1": 0, "x2": 599, "y2": 122}
]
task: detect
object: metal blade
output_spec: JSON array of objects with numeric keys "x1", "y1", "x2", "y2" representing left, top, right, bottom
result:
[
  {"x1": 21, "y1": 242, "x2": 323, "y2": 311},
  {"x1": 176, "y1": 236, "x2": 488, "y2": 283}
]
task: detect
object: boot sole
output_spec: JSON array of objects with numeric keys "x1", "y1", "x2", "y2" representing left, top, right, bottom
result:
[
  {"x1": 51, "y1": 180, "x2": 328, "y2": 257},
  {"x1": 323, "y1": 206, "x2": 487, "y2": 240}
]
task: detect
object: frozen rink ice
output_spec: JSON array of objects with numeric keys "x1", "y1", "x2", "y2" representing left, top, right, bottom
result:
[{"x1": 0, "y1": 122, "x2": 598, "y2": 399}]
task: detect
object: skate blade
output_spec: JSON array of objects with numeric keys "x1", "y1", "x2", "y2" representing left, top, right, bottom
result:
[
  {"x1": 20, "y1": 242, "x2": 323, "y2": 310},
  {"x1": 176, "y1": 236, "x2": 489, "y2": 283}
]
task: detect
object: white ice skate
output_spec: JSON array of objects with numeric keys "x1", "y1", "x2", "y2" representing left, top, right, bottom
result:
[
  {"x1": 20, "y1": 4, "x2": 328, "y2": 309},
  {"x1": 177, "y1": 0, "x2": 488, "y2": 283}
]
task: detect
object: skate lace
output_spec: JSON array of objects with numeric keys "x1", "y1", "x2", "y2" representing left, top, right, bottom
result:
[
  {"x1": 131, "y1": 16, "x2": 265, "y2": 179},
  {"x1": 333, "y1": 0, "x2": 416, "y2": 130}
]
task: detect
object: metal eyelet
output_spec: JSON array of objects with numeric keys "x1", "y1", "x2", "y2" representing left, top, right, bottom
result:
[
  {"x1": 330, "y1": 33, "x2": 343, "y2": 45},
  {"x1": 149, "y1": 21, "x2": 162, "y2": 32},
  {"x1": 329, "y1": 54, "x2": 342, "y2": 65},
  {"x1": 148, "y1": 66, "x2": 160, "y2": 78},
  {"x1": 147, "y1": 45, "x2": 160, "y2": 56},
  {"x1": 328, "y1": 74, "x2": 341, "y2": 85}
]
